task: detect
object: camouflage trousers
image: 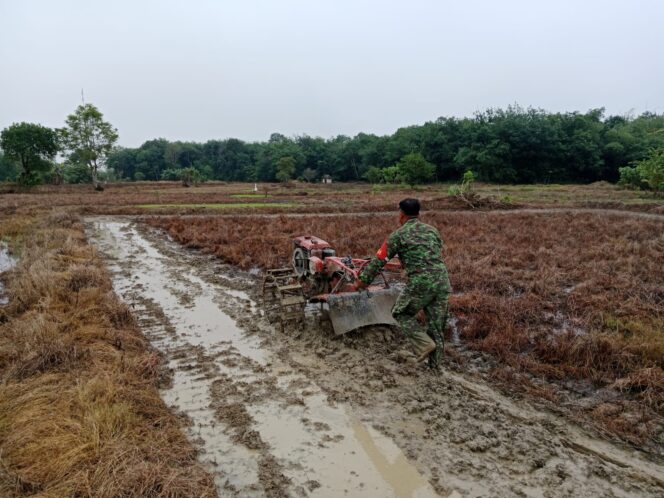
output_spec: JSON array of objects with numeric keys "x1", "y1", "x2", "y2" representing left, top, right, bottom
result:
[{"x1": 392, "y1": 274, "x2": 449, "y2": 369}]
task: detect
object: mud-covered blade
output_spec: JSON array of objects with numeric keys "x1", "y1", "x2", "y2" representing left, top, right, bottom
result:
[{"x1": 326, "y1": 285, "x2": 403, "y2": 335}]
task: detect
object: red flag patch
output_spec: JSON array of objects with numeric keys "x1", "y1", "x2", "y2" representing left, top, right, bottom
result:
[{"x1": 376, "y1": 240, "x2": 388, "y2": 261}]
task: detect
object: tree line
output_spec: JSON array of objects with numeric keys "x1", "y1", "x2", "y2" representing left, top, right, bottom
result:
[
  {"x1": 2, "y1": 104, "x2": 663, "y2": 188},
  {"x1": 0, "y1": 104, "x2": 117, "y2": 188},
  {"x1": 106, "y1": 106, "x2": 664, "y2": 185}
]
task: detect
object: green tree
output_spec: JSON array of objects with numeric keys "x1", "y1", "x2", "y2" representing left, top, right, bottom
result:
[
  {"x1": 136, "y1": 139, "x2": 169, "y2": 180},
  {"x1": 382, "y1": 165, "x2": 403, "y2": 184},
  {"x1": 180, "y1": 167, "x2": 201, "y2": 187},
  {"x1": 94, "y1": 106, "x2": 664, "y2": 186},
  {"x1": 63, "y1": 162, "x2": 93, "y2": 184},
  {"x1": 276, "y1": 156, "x2": 296, "y2": 182},
  {"x1": 161, "y1": 168, "x2": 182, "y2": 181},
  {"x1": 194, "y1": 163, "x2": 213, "y2": 181},
  {"x1": 0, "y1": 151, "x2": 21, "y2": 182},
  {"x1": 396, "y1": 152, "x2": 435, "y2": 185},
  {"x1": 635, "y1": 149, "x2": 664, "y2": 194},
  {"x1": 0, "y1": 122, "x2": 59, "y2": 185},
  {"x1": 448, "y1": 169, "x2": 476, "y2": 196},
  {"x1": 301, "y1": 167, "x2": 317, "y2": 182},
  {"x1": 256, "y1": 135, "x2": 303, "y2": 181},
  {"x1": 364, "y1": 166, "x2": 384, "y2": 184},
  {"x1": 48, "y1": 163, "x2": 65, "y2": 185},
  {"x1": 204, "y1": 138, "x2": 255, "y2": 181},
  {"x1": 60, "y1": 103, "x2": 118, "y2": 189},
  {"x1": 462, "y1": 170, "x2": 476, "y2": 190},
  {"x1": 618, "y1": 166, "x2": 643, "y2": 189},
  {"x1": 107, "y1": 146, "x2": 138, "y2": 180}
]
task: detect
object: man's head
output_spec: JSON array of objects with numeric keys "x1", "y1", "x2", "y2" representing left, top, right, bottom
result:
[{"x1": 398, "y1": 198, "x2": 420, "y2": 224}]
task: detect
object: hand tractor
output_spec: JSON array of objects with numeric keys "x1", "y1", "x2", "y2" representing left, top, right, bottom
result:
[{"x1": 262, "y1": 235, "x2": 403, "y2": 334}]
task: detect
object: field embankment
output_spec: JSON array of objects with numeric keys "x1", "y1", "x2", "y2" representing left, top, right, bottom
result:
[
  {"x1": 2, "y1": 181, "x2": 662, "y2": 217},
  {"x1": 0, "y1": 212, "x2": 215, "y2": 497},
  {"x1": 147, "y1": 211, "x2": 664, "y2": 448}
]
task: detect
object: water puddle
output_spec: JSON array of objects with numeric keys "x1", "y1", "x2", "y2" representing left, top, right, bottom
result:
[
  {"x1": 87, "y1": 219, "x2": 439, "y2": 498},
  {"x1": 223, "y1": 288, "x2": 253, "y2": 302},
  {"x1": 0, "y1": 242, "x2": 17, "y2": 306},
  {"x1": 352, "y1": 422, "x2": 438, "y2": 498},
  {"x1": 163, "y1": 365, "x2": 261, "y2": 492},
  {"x1": 89, "y1": 220, "x2": 263, "y2": 362}
]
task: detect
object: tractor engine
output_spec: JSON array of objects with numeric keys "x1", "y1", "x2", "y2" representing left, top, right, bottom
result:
[{"x1": 263, "y1": 235, "x2": 403, "y2": 335}]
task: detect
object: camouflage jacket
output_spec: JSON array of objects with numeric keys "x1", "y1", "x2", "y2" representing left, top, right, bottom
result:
[{"x1": 359, "y1": 218, "x2": 449, "y2": 285}]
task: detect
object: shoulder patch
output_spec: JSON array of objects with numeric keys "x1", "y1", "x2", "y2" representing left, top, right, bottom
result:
[{"x1": 376, "y1": 240, "x2": 388, "y2": 261}]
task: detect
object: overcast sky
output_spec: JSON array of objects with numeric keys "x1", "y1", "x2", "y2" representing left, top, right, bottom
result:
[{"x1": 1, "y1": 0, "x2": 662, "y2": 147}]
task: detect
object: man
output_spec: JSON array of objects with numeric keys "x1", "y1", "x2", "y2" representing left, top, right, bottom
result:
[{"x1": 358, "y1": 198, "x2": 450, "y2": 369}]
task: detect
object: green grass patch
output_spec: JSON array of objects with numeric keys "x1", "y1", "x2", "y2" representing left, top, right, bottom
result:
[
  {"x1": 136, "y1": 202, "x2": 298, "y2": 209},
  {"x1": 230, "y1": 193, "x2": 271, "y2": 198}
]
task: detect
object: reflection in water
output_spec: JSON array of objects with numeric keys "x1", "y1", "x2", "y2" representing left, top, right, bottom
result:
[{"x1": 353, "y1": 421, "x2": 438, "y2": 498}]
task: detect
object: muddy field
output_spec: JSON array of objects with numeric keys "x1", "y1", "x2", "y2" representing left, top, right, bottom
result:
[
  {"x1": 147, "y1": 208, "x2": 664, "y2": 447},
  {"x1": 86, "y1": 217, "x2": 664, "y2": 497}
]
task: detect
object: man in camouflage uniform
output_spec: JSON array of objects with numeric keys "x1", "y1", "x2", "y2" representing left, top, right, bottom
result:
[{"x1": 358, "y1": 198, "x2": 450, "y2": 368}]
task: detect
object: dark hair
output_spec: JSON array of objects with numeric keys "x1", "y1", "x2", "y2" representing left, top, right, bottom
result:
[{"x1": 398, "y1": 198, "x2": 420, "y2": 216}]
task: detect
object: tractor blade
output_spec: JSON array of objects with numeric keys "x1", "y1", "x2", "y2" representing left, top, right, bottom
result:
[{"x1": 326, "y1": 285, "x2": 403, "y2": 335}]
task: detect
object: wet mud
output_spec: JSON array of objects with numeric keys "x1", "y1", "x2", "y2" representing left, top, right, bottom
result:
[
  {"x1": 87, "y1": 219, "x2": 438, "y2": 498},
  {"x1": 86, "y1": 219, "x2": 664, "y2": 497}
]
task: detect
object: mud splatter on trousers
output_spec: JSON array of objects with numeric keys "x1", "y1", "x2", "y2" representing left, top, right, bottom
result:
[{"x1": 392, "y1": 274, "x2": 449, "y2": 368}]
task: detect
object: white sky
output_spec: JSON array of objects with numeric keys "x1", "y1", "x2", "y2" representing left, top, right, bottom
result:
[{"x1": 1, "y1": 0, "x2": 662, "y2": 147}]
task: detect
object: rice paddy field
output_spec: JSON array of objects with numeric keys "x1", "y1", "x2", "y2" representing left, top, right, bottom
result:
[{"x1": 0, "y1": 181, "x2": 663, "y2": 497}]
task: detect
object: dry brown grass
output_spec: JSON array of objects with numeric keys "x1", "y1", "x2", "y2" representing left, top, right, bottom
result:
[
  {"x1": 147, "y1": 211, "x2": 664, "y2": 445},
  {"x1": 6, "y1": 180, "x2": 662, "y2": 217},
  {"x1": 0, "y1": 212, "x2": 215, "y2": 497},
  {"x1": 0, "y1": 181, "x2": 517, "y2": 217}
]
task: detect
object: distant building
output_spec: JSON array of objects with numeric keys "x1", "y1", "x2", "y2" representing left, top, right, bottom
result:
[{"x1": 322, "y1": 175, "x2": 333, "y2": 184}]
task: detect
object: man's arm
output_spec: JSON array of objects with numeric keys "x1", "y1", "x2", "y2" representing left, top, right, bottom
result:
[{"x1": 358, "y1": 232, "x2": 399, "y2": 285}]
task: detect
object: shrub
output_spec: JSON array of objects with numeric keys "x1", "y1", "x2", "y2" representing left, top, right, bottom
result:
[
  {"x1": 462, "y1": 169, "x2": 476, "y2": 189},
  {"x1": 619, "y1": 149, "x2": 664, "y2": 194},
  {"x1": 180, "y1": 167, "x2": 201, "y2": 187},
  {"x1": 63, "y1": 163, "x2": 92, "y2": 184},
  {"x1": 382, "y1": 165, "x2": 403, "y2": 184},
  {"x1": 395, "y1": 153, "x2": 435, "y2": 185},
  {"x1": 447, "y1": 185, "x2": 461, "y2": 196},
  {"x1": 364, "y1": 166, "x2": 384, "y2": 184},
  {"x1": 161, "y1": 168, "x2": 182, "y2": 181},
  {"x1": 635, "y1": 149, "x2": 664, "y2": 194},
  {"x1": 618, "y1": 166, "x2": 644, "y2": 189},
  {"x1": 448, "y1": 170, "x2": 476, "y2": 196}
]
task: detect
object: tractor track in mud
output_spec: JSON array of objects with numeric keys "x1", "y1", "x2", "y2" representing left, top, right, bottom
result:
[{"x1": 87, "y1": 217, "x2": 664, "y2": 498}]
